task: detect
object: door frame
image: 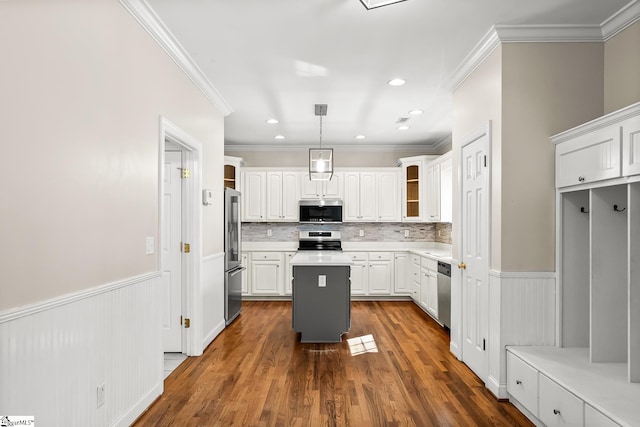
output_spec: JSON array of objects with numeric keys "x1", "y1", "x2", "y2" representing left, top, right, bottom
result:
[
  {"x1": 456, "y1": 121, "x2": 492, "y2": 374},
  {"x1": 159, "y1": 116, "x2": 203, "y2": 356}
]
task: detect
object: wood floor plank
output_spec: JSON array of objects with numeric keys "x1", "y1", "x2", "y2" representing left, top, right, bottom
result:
[{"x1": 134, "y1": 301, "x2": 533, "y2": 426}]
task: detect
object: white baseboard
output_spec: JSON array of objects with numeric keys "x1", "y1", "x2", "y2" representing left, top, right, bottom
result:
[
  {"x1": 202, "y1": 319, "x2": 226, "y2": 351},
  {"x1": 114, "y1": 381, "x2": 163, "y2": 427},
  {"x1": 486, "y1": 375, "x2": 508, "y2": 399}
]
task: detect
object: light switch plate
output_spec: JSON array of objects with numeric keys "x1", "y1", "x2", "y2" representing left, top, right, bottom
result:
[
  {"x1": 318, "y1": 275, "x2": 326, "y2": 287},
  {"x1": 145, "y1": 237, "x2": 154, "y2": 255}
]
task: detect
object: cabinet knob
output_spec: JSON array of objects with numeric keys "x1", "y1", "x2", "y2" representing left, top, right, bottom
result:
[
  {"x1": 458, "y1": 262, "x2": 466, "y2": 269},
  {"x1": 578, "y1": 176, "x2": 585, "y2": 182},
  {"x1": 516, "y1": 380, "x2": 522, "y2": 385},
  {"x1": 553, "y1": 409, "x2": 561, "y2": 415}
]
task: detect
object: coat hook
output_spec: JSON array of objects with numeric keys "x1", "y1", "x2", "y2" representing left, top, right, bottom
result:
[
  {"x1": 613, "y1": 204, "x2": 626, "y2": 212},
  {"x1": 580, "y1": 207, "x2": 589, "y2": 214}
]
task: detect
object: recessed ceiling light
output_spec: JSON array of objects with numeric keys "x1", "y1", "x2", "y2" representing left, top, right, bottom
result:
[
  {"x1": 266, "y1": 118, "x2": 279, "y2": 124},
  {"x1": 355, "y1": 135, "x2": 366, "y2": 140},
  {"x1": 388, "y1": 78, "x2": 406, "y2": 86},
  {"x1": 397, "y1": 125, "x2": 410, "y2": 131},
  {"x1": 408, "y1": 109, "x2": 423, "y2": 115},
  {"x1": 274, "y1": 135, "x2": 285, "y2": 140}
]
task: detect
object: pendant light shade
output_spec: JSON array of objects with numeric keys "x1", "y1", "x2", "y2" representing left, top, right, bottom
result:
[{"x1": 309, "y1": 104, "x2": 333, "y2": 181}]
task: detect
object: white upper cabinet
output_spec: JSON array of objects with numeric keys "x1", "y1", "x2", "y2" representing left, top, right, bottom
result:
[
  {"x1": 426, "y1": 153, "x2": 452, "y2": 223},
  {"x1": 440, "y1": 157, "x2": 453, "y2": 223},
  {"x1": 622, "y1": 114, "x2": 640, "y2": 177},
  {"x1": 242, "y1": 171, "x2": 266, "y2": 221},
  {"x1": 266, "y1": 171, "x2": 299, "y2": 221},
  {"x1": 376, "y1": 171, "x2": 401, "y2": 221},
  {"x1": 426, "y1": 162, "x2": 441, "y2": 221},
  {"x1": 300, "y1": 172, "x2": 343, "y2": 199},
  {"x1": 552, "y1": 102, "x2": 640, "y2": 188}
]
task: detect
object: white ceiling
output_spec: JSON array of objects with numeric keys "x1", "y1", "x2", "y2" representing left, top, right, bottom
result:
[{"x1": 146, "y1": 0, "x2": 630, "y2": 151}]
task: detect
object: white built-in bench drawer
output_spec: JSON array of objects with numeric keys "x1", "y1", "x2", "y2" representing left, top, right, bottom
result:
[
  {"x1": 585, "y1": 404, "x2": 621, "y2": 427},
  {"x1": 539, "y1": 373, "x2": 584, "y2": 427},
  {"x1": 507, "y1": 352, "x2": 539, "y2": 417}
]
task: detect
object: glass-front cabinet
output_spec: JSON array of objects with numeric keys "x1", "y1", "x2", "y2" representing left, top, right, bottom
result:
[
  {"x1": 398, "y1": 155, "x2": 436, "y2": 222},
  {"x1": 224, "y1": 156, "x2": 243, "y2": 190}
]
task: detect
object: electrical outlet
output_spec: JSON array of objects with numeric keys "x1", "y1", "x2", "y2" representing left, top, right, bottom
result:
[
  {"x1": 267, "y1": 229, "x2": 272, "y2": 237},
  {"x1": 97, "y1": 383, "x2": 105, "y2": 408},
  {"x1": 318, "y1": 275, "x2": 326, "y2": 287},
  {"x1": 359, "y1": 230, "x2": 364, "y2": 237},
  {"x1": 404, "y1": 230, "x2": 410, "y2": 238}
]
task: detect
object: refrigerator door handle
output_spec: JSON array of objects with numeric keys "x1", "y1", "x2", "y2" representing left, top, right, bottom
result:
[{"x1": 229, "y1": 266, "x2": 246, "y2": 277}]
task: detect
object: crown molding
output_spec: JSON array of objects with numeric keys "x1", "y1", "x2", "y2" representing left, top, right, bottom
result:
[
  {"x1": 224, "y1": 143, "x2": 443, "y2": 153},
  {"x1": 449, "y1": 0, "x2": 640, "y2": 91},
  {"x1": 118, "y1": 0, "x2": 233, "y2": 116},
  {"x1": 601, "y1": 0, "x2": 640, "y2": 41}
]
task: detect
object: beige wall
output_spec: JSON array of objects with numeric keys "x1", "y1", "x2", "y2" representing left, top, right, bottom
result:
[
  {"x1": 604, "y1": 20, "x2": 640, "y2": 114},
  {"x1": 227, "y1": 148, "x2": 434, "y2": 167},
  {"x1": 452, "y1": 48, "x2": 503, "y2": 266},
  {"x1": 0, "y1": 0, "x2": 225, "y2": 310},
  {"x1": 500, "y1": 42, "x2": 604, "y2": 271}
]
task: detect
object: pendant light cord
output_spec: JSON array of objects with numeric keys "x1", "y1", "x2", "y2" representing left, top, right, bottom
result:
[{"x1": 319, "y1": 115, "x2": 323, "y2": 149}]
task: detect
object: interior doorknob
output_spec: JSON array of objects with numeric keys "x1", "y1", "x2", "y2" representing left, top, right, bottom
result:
[{"x1": 458, "y1": 262, "x2": 467, "y2": 269}]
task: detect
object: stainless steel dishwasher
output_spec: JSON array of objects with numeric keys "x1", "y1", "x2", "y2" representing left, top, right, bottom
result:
[{"x1": 437, "y1": 261, "x2": 451, "y2": 329}]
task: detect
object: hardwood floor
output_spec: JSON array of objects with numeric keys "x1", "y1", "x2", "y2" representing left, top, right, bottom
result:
[{"x1": 135, "y1": 301, "x2": 533, "y2": 426}]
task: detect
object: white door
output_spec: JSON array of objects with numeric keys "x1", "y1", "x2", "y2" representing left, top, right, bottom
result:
[
  {"x1": 162, "y1": 151, "x2": 183, "y2": 352},
  {"x1": 461, "y1": 132, "x2": 490, "y2": 382}
]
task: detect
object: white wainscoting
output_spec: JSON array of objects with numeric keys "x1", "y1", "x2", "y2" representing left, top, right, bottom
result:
[
  {"x1": 0, "y1": 273, "x2": 163, "y2": 427},
  {"x1": 201, "y1": 252, "x2": 226, "y2": 351},
  {"x1": 487, "y1": 271, "x2": 556, "y2": 399}
]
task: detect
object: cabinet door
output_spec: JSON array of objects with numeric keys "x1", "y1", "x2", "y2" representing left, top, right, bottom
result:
[
  {"x1": 300, "y1": 173, "x2": 320, "y2": 199},
  {"x1": 440, "y1": 158, "x2": 453, "y2": 223},
  {"x1": 377, "y1": 172, "x2": 400, "y2": 221},
  {"x1": 394, "y1": 253, "x2": 409, "y2": 294},
  {"x1": 281, "y1": 171, "x2": 299, "y2": 221},
  {"x1": 556, "y1": 126, "x2": 621, "y2": 188},
  {"x1": 322, "y1": 172, "x2": 343, "y2": 198},
  {"x1": 506, "y1": 352, "x2": 539, "y2": 418},
  {"x1": 585, "y1": 404, "x2": 620, "y2": 427},
  {"x1": 251, "y1": 260, "x2": 281, "y2": 295},
  {"x1": 426, "y1": 163, "x2": 441, "y2": 221},
  {"x1": 420, "y1": 268, "x2": 430, "y2": 310},
  {"x1": 359, "y1": 172, "x2": 377, "y2": 221},
  {"x1": 622, "y1": 115, "x2": 640, "y2": 177},
  {"x1": 265, "y1": 172, "x2": 283, "y2": 220},
  {"x1": 243, "y1": 171, "x2": 266, "y2": 221},
  {"x1": 343, "y1": 172, "x2": 361, "y2": 221},
  {"x1": 369, "y1": 255, "x2": 392, "y2": 295},
  {"x1": 284, "y1": 252, "x2": 295, "y2": 295},
  {"x1": 427, "y1": 270, "x2": 438, "y2": 317},
  {"x1": 402, "y1": 162, "x2": 423, "y2": 222},
  {"x1": 350, "y1": 261, "x2": 368, "y2": 295}
]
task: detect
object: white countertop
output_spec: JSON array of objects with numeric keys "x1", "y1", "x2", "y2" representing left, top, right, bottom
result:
[{"x1": 290, "y1": 251, "x2": 353, "y2": 266}]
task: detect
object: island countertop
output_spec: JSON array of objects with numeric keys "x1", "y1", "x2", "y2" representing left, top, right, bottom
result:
[{"x1": 290, "y1": 251, "x2": 353, "y2": 266}]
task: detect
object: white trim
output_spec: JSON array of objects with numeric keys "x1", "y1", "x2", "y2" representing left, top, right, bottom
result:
[
  {"x1": 0, "y1": 272, "x2": 160, "y2": 324},
  {"x1": 118, "y1": 0, "x2": 233, "y2": 116},
  {"x1": 449, "y1": 1, "x2": 640, "y2": 91},
  {"x1": 602, "y1": 0, "x2": 640, "y2": 41},
  {"x1": 114, "y1": 381, "x2": 163, "y2": 427},
  {"x1": 224, "y1": 143, "x2": 447, "y2": 153},
  {"x1": 202, "y1": 319, "x2": 226, "y2": 351},
  {"x1": 160, "y1": 117, "x2": 204, "y2": 356},
  {"x1": 486, "y1": 375, "x2": 508, "y2": 399},
  {"x1": 489, "y1": 270, "x2": 556, "y2": 280}
]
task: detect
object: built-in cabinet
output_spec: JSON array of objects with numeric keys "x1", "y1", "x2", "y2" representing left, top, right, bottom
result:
[
  {"x1": 426, "y1": 153, "x2": 453, "y2": 222},
  {"x1": 242, "y1": 171, "x2": 266, "y2": 221},
  {"x1": 344, "y1": 251, "x2": 393, "y2": 295},
  {"x1": 393, "y1": 253, "x2": 410, "y2": 294},
  {"x1": 249, "y1": 252, "x2": 284, "y2": 295},
  {"x1": 266, "y1": 171, "x2": 299, "y2": 221},
  {"x1": 399, "y1": 154, "x2": 451, "y2": 223},
  {"x1": 420, "y1": 257, "x2": 438, "y2": 318},
  {"x1": 300, "y1": 172, "x2": 343, "y2": 199},
  {"x1": 398, "y1": 156, "x2": 435, "y2": 222},
  {"x1": 224, "y1": 156, "x2": 243, "y2": 190},
  {"x1": 343, "y1": 171, "x2": 378, "y2": 221},
  {"x1": 507, "y1": 102, "x2": 640, "y2": 427}
]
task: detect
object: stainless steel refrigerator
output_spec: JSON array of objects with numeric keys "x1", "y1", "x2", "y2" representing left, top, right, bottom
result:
[{"x1": 224, "y1": 188, "x2": 244, "y2": 325}]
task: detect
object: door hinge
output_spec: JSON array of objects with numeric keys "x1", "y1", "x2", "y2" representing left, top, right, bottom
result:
[
  {"x1": 181, "y1": 242, "x2": 191, "y2": 253},
  {"x1": 483, "y1": 338, "x2": 486, "y2": 351},
  {"x1": 483, "y1": 155, "x2": 487, "y2": 167},
  {"x1": 180, "y1": 168, "x2": 190, "y2": 179},
  {"x1": 184, "y1": 318, "x2": 191, "y2": 328}
]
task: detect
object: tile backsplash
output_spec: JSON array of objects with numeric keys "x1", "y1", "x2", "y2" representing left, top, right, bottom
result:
[{"x1": 242, "y1": 222, "x2": 452, "y2": 244}]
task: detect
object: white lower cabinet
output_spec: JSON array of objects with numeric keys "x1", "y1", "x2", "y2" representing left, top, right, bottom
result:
[
  {"x1": 506, "y1": 352, "x2": 539, "y2": 418},
  {"x1": 249, "y1": 252, "x2": 284, "y2": 295},
  {"x1": 393, "y1": 253, "x2": 410, "y2": 294},
  {"x1": 348, "y1": 252, "x2": 368, "y2": 295},
  {"x1": 284, "y1": 252, "x2": 295, "y2": 295},
  {"x1": 420, "y1": 257, "x2": 438, "y2": 318},
  {"x1": 539, "y1": 373, "x2": 584, "y2": 427},
  {"x1": 409, "y1": 254, "x2": 421, "y2": 302},
  {"x1": 585, "y1": 405, "x2": 621, "y2": 427},
  {"x1": 368, "y1": 252, "x2": 393, "y2": 295}
]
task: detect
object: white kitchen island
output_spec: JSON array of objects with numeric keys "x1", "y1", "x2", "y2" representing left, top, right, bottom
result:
[{"x1": 290, "y1": 251, "x2": 353, "y2": 343}]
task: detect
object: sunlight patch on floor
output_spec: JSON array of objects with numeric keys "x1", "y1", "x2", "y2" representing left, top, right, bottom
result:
[{"x1": 347, "y1": 334, "x2": 378, "y2": 356}]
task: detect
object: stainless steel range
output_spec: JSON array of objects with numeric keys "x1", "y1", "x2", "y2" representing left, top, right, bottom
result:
[{"x1": 298, "y1": 230, "x2": 342, "y2": 251}]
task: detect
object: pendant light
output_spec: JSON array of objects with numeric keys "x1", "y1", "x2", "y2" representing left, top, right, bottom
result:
[{"x1": 309, "y1": 104, "x2": 333, "y2": 181}]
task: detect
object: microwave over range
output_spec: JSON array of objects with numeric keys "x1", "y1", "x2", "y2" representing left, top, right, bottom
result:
[{"x1": 299, "y1": 199, "x2": 343, "y2": 223}]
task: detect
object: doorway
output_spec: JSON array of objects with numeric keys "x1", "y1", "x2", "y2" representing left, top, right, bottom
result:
[
  {"x1": 159, "y1": 117, "x2": 204, "y2": 360},
  {"x1": 459, "y1": 122, "x2": 491, "y2": 383}
]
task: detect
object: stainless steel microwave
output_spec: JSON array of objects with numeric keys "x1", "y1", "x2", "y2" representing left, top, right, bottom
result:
[{"x1": 299, "y1": 199, "x2": 343, "y2": 223}]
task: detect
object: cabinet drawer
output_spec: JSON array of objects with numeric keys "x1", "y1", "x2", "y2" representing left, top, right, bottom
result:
[
  {"x1": 251, "y1": 252, "x2": 283, "y2": 261},
  {"x1": 421, "y1": 257, "x2": 437, "y2": 270},
  {"x1": 410, "y1": 254, "x2": 421, "y2": 265},
  {"x1": 507, "y1": 352, "x2": 539, "y2": 417},
  {"x1": 556, "y1": 126, "x2": 621, "y2": 188},
  {"x1": 539, "y1": 373, "x2": 584, "y2": 427},
  {"x1": 347, "y1": 252, "x2": 368, "y2": 261},
  {"x1": 585, "y1": 404, "x2": 620, "y2": 427},
  {"x1": 369, "y1": 252, "x2": 392, "y2": 261}
]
